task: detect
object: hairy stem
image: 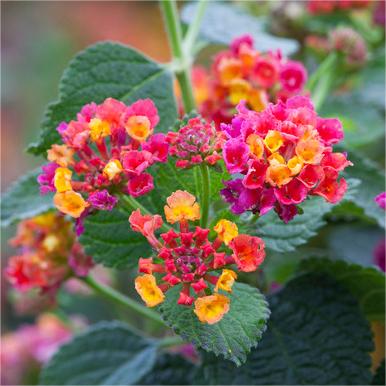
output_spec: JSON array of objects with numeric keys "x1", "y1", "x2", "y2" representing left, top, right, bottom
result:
[
  {"x1": 120, "y1": 194, "x2": 171, "y2": 232},
  {"x1": 183, "y1": 0, "x2": 208, "y2": 54},
  {"x1": 307, "y1": 52, "x2": 338, "y2": 111},
  {"x1": 199, "y1": 163, "x2": 210, "y2": 228},
  {"x1": 83, "y1": 275, "x2": 166, "y2": 327},
  {"x1": 160, "y1": 0, "x2": 196, "y2": 113}
]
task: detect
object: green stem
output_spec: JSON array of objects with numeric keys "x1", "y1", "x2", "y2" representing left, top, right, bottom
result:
[
  {"x1": 183, "y1": 0, "x2": 208, "y2": 54},
  {"x1": 160, "y1": 0, "x2": 196, "y2": 112},
  {"x1": 307, "y1": 52, "x2": 338, "y2": 111},
  {"x1": 199, "y1": 163, "x2": 210, "y2": 228},
  {"x1": 120, "y1": 194, "x2": 171, "y2": 232},
  {"x1": 157, "y1": 335, "x2": 185, "y2": 348},
  {"x1": 83, "y1": 275, "x2": 166, "y2": 327}
]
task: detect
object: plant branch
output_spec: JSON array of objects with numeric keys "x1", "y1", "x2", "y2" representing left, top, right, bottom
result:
[
  {"x1": 157, "y1": 335, "x2": 185, "y2": 349},
  {"x1": 160, "y1": 0, "x2": 196, "y2": 112},
  {"x1": 82, "y1": 275, "x2": 166, "y2": 327},
  {"x1": 183, "y1": 0, "x2": 208, "y2": 54},
  {"x1": 307, "y1": 52, "x2": 338, "y2": 111},
  {"x1": 120, "y1": 194, "x2": 171, "y2": 232},
  {"x1": 199, "y1": 163, "x2": 210, "y2": 228}
]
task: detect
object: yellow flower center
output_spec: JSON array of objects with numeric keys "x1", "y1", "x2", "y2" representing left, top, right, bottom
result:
[{"x1": 125, "y1": 115, "x2": 151, "y2": 142}]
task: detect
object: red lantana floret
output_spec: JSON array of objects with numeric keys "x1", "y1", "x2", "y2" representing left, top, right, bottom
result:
[
  {"x1": 167, "y1": 117, "x2": 225, "y2": 168},
  {"x1": 38, "y1": 98, "x2": 169, "y2": 220},
  {"x1": 221, "y1": 95, "x2": 352, "y2": 223},
  {"x1": 130, "y1": 191, "x2": 265, "y2": 324}
]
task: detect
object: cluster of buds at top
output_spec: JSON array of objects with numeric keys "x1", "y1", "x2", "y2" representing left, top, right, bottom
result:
[
  {"x1": 38, "y1": 98, "x2": 169, "y2": 220},
  {"x1": 307, "y1": 0, "x2": 371, "y2": 14},
  {"x1": 130, "y1": 190, "x2": 265, "y2": 324},
  {"x1": 329, "y1": 27, "x2": 368, "y2": 67},
  {"x1": 187, "y1": 35, "x2": 307, "y2": 127},
  {"x1": 166, "y1": 116, "x2": 225, "y2": 168},
  {"x1": 221, "y1": 95, "x2": 352, "y2": 223},
  {"x1": 5, "y1": 212, "x2": 93, "y2": 296}
]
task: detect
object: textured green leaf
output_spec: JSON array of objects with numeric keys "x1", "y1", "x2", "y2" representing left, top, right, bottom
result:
[
  {"x1": 28, "y1": 42, "x2": 177, "y2": 155},
  {"x1": 244, "y1": 179, "x2": 359, "y2": 253},
  {"x1": 194, "y1": 274, "x2": 374, "y2": 385},
  {"x1": 158, "y1": 283, "x2": 270, "y2": 366},
  {"x1": 343, "y1": 153, "x2": 385, "y2": 228},
  {"x1": 40, "y1": 321, "x2": 158, "y2": 385},
  {"x1": 372, "y1": 360, "x2": 385, "y2": 385},
  {"x1": 181, "y1": 2, "x2": 299, "y2": 56},
  {"x1": 139, "y1": 353, "x2": 195, "y2": 385},
  {"x1": 325, "y1": 223, "x2": 384, "y2": 267},
  {"x1": 248, "y1": 197, "x2": 331, "y2": 253},
  {"x1": 1, "y1": 168, "x2": 54, "y2": 227},
  {"x1": 299, "y1": 257, "x2": 385, "y2": 321},
  {"x1": 79, "y1": 204, "x2": 150, "y2": 269},
  {"x1": 321, "y1": 94, "x2": 384, "y2": 149}
]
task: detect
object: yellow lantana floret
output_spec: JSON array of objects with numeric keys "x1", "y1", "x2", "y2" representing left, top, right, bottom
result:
[
  {"x1": 229, "y1": 78, "x2": 251, "y2": 105},
  {"x1": 54, "y1": 167, "x2": 72, "y2": 193},
  {"x1": 125, "y1": 115, "x2": 151, "y2": 142},
  {"x1": 266, "y1": 164, "x2": 292, "y2": 187},
  {"x1": 214, "y1": 219, "x2": 238, "y2": 245},
  {"x1": 194, "y1": 294, "x2": 230, "y2": 324},
  {"x1": 103, "y1": 159, "x2": 123, "y2": 180},
  {"x1": 135, "y1": 274, "x2": 165, "y2": 307},
  {"x1": 296, "y1": 138, "x2": 324, "y2": 165},
  {"x1": 246, "y1": 134, "x2": 264, "y2": 159},
  {"x1": 47, "y1": 144, "x2": 74, "y2": 167},
  {"x1": 53, "y1": 191, "x2": 88, "y2": 218},
  {"x1": 89, "y1": 118, "x2": 111, "y2": 142},
  {"x1": 215, "y1": 269, "x2": 237, "y2": 293},
  {"x1": 264, "y1": 130, "x2": 283, "y2": 153},
  {"x1": 164, "y1": 190, "x2": 200, "y2": 224},
  {"x1": 287, "y1": 155, "x2": 303, "y2": 176}
]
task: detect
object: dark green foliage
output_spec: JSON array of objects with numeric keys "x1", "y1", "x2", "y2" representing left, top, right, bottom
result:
[
  {"x1": 40, "y1": 321, "x2": 158, "y2": 385},
  {"x1": 193, "y1": 274, "x2": 374, "y2": 385},
  {"x1": 158, "y1": 283, "x2": 270, "y2": 366},
  {"x1": 28, "y1": 42, "x2": 177, "y2": 155},
  {"x1": 1, "y1": 168, "x2": 54, "y2": 227}
]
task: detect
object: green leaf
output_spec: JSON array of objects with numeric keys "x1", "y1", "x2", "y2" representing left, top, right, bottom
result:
[
  {"x1": 28, "y1": 42, "x2": 177, "y2": 155},
  {"x1": 247, "y1": 197, "x2": 331, "y2": 253},
  {"x1": 158, "y1": 282, "x2": 270, "y2": 366},
  {"x1": 298, "y1": 257, "x2": 385, "y2": 321},
  {"x1": 181, "y1": 2, "x2": 299, "y2": 56},
  {"x1": 139, "y1": 353, "x2": 195, "y2": 385},
  {"x1": 244, "y1": 179, "x2": 359, "y2": 253},
  {"x1": 372, "y1": 360, "x2": 385, "y2": 385},
  {"x1": 194, "y1": 273, "x2": 374, "y2": 385},
  {"x1": 320, "y1": 94, "x2": 384, "y2": 149},
  {"x1": 1, "y1": 168, "x2": 54, "y2": 227},
  {"x1": 343, "y1": 153, "x2": 385, "y2": 228},
  {"x1": 79, "y1": 204, "x2": 150, "y2": 269},
  {"x1": 40, "y1": 321, "x2": 158, "y2": 385}
]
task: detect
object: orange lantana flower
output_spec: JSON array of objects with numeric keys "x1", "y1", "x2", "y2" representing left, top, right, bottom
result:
[
  {"x1": 194, "y1": 294, "x2": 230, "y2": 324},
  {"x1": 135, "y1": 274, "x2": 165, "y2": 307},
  {"x1": 164, "y1": 190, "x2": 200, "y2": 224}
]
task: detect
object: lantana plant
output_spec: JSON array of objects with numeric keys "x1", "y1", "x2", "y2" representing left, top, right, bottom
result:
[{"x1": 2, "y1": 1, "x2": 385, "y2": 384}]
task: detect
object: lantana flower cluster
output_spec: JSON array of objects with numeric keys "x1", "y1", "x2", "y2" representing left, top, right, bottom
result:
[
  {"x1": 166, "y1": 116, "x2": 225, "y2": 168},
  {"x1": 189, "y1": 35, "x2": 308, "y2": 127},
  {"x1": 38, "y1": 98, "x2": 169, "y2": 220},
  {"x1": 221, "y1": 95, "x2": 352, "y2": 222},
  {"x1": 5, "y1": 212, "x2": 93, "y2": 295},
  {"x1": 130, "y1": 190, "x2": 265, "y2": 324}
]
